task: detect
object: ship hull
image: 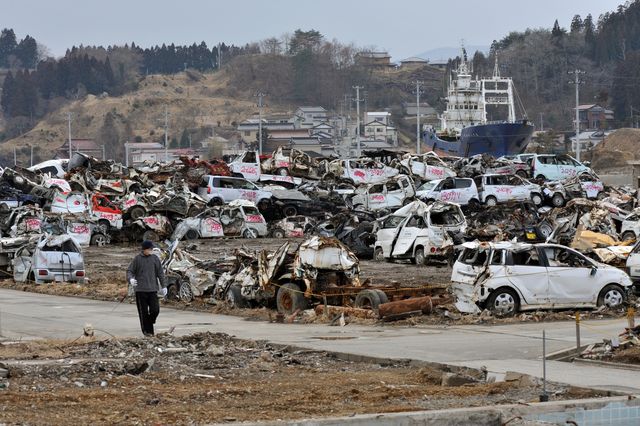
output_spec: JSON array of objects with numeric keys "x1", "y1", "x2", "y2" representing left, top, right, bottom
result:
[{"x1": 423, "y1": 121, "x2": 534, "y2": 157}]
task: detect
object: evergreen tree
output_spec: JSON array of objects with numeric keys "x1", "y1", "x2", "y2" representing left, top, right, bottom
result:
[
  {"x1": 15, "y1": 35, "x2": 38, "y2": 68},
  {"x1": 0, "y1": 28, "x2": 17, "y2": 67},
  {"x1": 551, "y1": 19, "x2": 564, "y2": 37},
  {"x1": 570, "y1": 15, "x2": 583, "y2": 34},
  {"x1": 0, "y1": 71, "x2": 14, "y2": 115}
]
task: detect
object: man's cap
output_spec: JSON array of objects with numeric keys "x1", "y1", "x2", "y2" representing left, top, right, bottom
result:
[{"x1": 141, "y1": 240, "x2": 154, "y2": 250}]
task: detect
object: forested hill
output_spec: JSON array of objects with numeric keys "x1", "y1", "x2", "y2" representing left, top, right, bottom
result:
[{"x1": 0, "y1": 0, "x2": 639, "y2": 158}]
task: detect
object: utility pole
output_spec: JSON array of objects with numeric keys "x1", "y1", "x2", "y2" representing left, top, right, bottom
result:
[
  {"x1": 539, "y1": 112, "x2": 544, "y2": 132},
  {"x1": 414, "y1": 80, "x2": 423, "y2": 154},
  {"x1": 66, "y1": 112, "x2": 73, "y2": 159},
  {"x1": 102, "y1": 144, "x2": 106, "y2": 160},
  {"x1": 256, "y1": 91, "x2": 266, "y2": 155},
  {"x1": 30, "y1": 145, "x2": 33, "y2": 167},
  {"x1": 569, "y1": 69, "x2": 585, "y2": 161},
  {"x1": 13, "y1": 147, "x2": 16, "y2": 166},
  {"x1": 217, "y1": 43, "x2": 222, "y2": 69},
  {"x1": 163, "y1": 106, "x2": 169, "y2": 162},
  {"x1": 353, "y1": 86, "x2": 363, "y2": 157}
]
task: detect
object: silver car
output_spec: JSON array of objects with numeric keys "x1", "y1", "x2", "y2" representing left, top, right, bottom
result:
[{"x1": 13, "y1": 234, "x2": 86, "y2": 284}]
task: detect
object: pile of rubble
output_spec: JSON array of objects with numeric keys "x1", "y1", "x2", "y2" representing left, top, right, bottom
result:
[
  {"x1": 2, "y1": 146, "x2": 639, "y2": 320},
  {"x1": 579, "y1": 323, "x2": 640, "y2": 364}
]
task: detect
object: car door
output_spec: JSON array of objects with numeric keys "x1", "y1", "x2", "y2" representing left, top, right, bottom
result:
[
  {"x1": 535, "y1": 156, "x2": 559, "y2": 180},
  {"x1": 391, "y1": 214, "x2": 425, "y2": 256},
  {"x1": 507, "y1": 175, "x2": 528, "y2": 201},
  {"x1": 505, "y1": 247, "x2": 550, "y2": 305},
  {"x1": 232, "y1": 152, "x2": 260, "y2": 181},
  {"x1": 384, "y1": 180, "x2": 405, "y2": 209},
  {"x1": 437, "y1": 178, "x2": 461, "y2": 203},
  {"x1": 557, "y1": 156, "x2": 578, "y2": 179},
  {"x1": 542, "y1": 246, "x2": 598, "y2": 305},
  {"x1": 375, "y1": 215, "x2": 407, "y2": 257},
  {"x1": 367, "y1": 184, "x2": 386, "y2": 209},
  {"x1": 214, "y1": 177, "x2": 235, "y2": 202},
  {"x1": 454, "y1": 179, "x2": 475, "y2": 204},
  {"x1": 490, "y1": 175, "x2": 513, "y2": 202}
]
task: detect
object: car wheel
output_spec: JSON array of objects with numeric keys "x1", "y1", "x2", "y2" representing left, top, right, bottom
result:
[
  {"x1": 243, "y1": 228, "x2": 258, "y2": 239},
  {"x1": 373, "y1": 289, "x2": 389, "y2": 304},
  {"x1": 167, "y1": 284, "x2": 179, "y2": 300},
  {"x1": 184, "y1": 229, "x2": 199, "y2": 240},
  {"x1": 538, "y1": 221, "x2": 553, "y2": 239},
  {"x1": 516, "y1": 170, "x2": 528, "y2": 178},
  {"x1": 276, "y1": 283, "x2": 307, "y2": 315},
  {"x1": 622, "y1": 232, "x2": 636, "y2": 242},
  {"x1": 178, "y1": 280, "x2": 194, "y2": 302},
  {"x1": 257, "y1": 199, "x2": 270, "y2": 211},
  {"x1": 283, "y1": 206, "x2": 297, "y2": 217},
  {"x1": 354, "y1": 289, "x2": 382, "y2": 311},
  {"x1": 272, "y1": 228, "x2": 286, "y2": 239},
  {"x1": 374, "y1": 247, "x2": 385, "y2": 262},
  {"x1": 551, "y1": 193, "x2": 565, "y2": 207},
  {"x1": 129, "y1": 206, "x2": 146, "y2": 220},
  {"x1": 142, "y1": 230, "x2": 159, "y2": 242},
  {"x1": 97, "y1": 219, "x2": 111, "y2": 231},
  {"x1": 414, "y1": 247, "x2": 426, "y2": 265},
  {"x1": 596, "y1": 192, "x2": 606, "y2": 200},
  {"x1": 90, "y1": 233, "x2": 108, "y2": 246},
  {"x1": 486, "y1": 288, "x2": 519, "y2": 316},
  {"x1": 531, "y1": 193, "x2": 543, "y2": 206},
  {"x1": 225, "y1": 285, "x2": 248, "y2": 308},
  {"x1": 208, "y1": 198, "x2": 224, "y2": 207},
  {"x1": 485, "y1": 196, "x2": 497, "y2": 207},
  {"x1": 598, "y1": 284, "x2": 626, "y2": 308},
  {"x1": 535, "y1": 174, "x2": 546, "y2": 181},
  {"x1": 276, "y1": 167, "x2": 289, "y2": 176}
]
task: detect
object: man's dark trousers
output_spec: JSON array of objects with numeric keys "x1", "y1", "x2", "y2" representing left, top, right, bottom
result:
[{"x1": 135, "y1": 291, "x2": 159, "y2": 335}]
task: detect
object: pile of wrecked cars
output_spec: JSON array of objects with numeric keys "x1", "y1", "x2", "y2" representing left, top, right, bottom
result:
[{"x1": 2, "y1": 146, "x2": 639, "y2": 323}]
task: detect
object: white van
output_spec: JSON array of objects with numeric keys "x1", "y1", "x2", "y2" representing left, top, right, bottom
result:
[
  {"x1": 328, "y1": 159, "x2": 399, "y2": 185},
  {"x1": 351, "y1": 175, "x2": 415, "y2": 211},
  {"x1": 28, "y1": 160, "x2": 68, "y2": 179},
  {"x1": 416, "y1": 177, "x2": 479, "y2": 206},
  {"x1": 373, "y1": 201, "x2": 466, "y2": 264},
  {"x1": 198, "y1": 175, "x2": 272, "y2": 209},
  {"x1": 474, "y1": 174, "x2": 543, "y2": 206},
  {"x1": 531, "y1": 154, "x2": 592, "y2": 181}
]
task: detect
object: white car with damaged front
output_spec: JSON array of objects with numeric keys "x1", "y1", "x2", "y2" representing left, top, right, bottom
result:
[{"x1": 451, "y1": 241, "x2": 632, "y2": 316}]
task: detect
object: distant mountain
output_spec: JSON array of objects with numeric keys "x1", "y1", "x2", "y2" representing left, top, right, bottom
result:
[{"x1": 414, "y1": 45, "x2": 490, "y2": 62}]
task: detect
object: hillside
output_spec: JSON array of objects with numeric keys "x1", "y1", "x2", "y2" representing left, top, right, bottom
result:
[
  {"x1": 592, "y1": 128, "x2": 640, "y2": 171},
  {"x1": 0, "y1": 70, "x2": 286, "y2": 165}
]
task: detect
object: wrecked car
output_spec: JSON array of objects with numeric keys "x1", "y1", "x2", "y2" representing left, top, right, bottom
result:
[
  {"x1": 621, "y1": 210, "x2": 640, "y2": 242},
  {"x1": 327, "y1": 158, "x2": 399, "y2": 185},
  {"x1": 217, "y1": 200, "x2": 268, "y2": 238},
  {"x1": 374, "y1": 201, "x2": 466, "y2": 264},
  {"x1": 214, "y1": 237, "x2": 361, "y2": 314},
  {"x1": 315, "y1": 213, "x2": 376, "y2": 259},
  {"x1": 416, "y1": 177, "x2": 480, "y2": 206},
  {"x1": 227, "y1": 150, "x2": 302, "y2": 186},
  {"x1": 129, "y1": 214, "x2": 173, "y2": 242},
  {"x1": 398, "y1": 152, "x2": 456, "y2": 181},
  {"x1": 171, "y1": 213, "x2": 225, "y2": 241},
  {"x1": 197, "y1": 175, "x2": 273, "y2": 210},
  {"x1": 269, "y1": 216, "x2": 315, "y2": 238},
  {"x1": 454, "y1": 154, "x2": 530, "y2": 178},
  {"x1": 50, "y1": 192, "x2": 124, "y2": 230},
  {"x1": 13, "y1": 234, "x2": 86, "y2": 284},
  {"x1": 474, "y1": 174, "x2": 543, "y2": 206},
  {"x1": 451, "y1": 241, "x2": 632, "y2": 316},
  {"x1": 531, "y1": 154, "x2": 592, "y2": 181},
  {"x1": 350, "y1": 175, "x2": 416, "y2": 211}
]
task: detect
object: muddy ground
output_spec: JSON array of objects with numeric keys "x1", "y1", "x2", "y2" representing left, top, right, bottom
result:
[
  {"x1": 0, "y1": 237, "x2": 630, "y2": 326},
  {"x1": 0, "y1": 332, "x2": 609, "y2": 424}
]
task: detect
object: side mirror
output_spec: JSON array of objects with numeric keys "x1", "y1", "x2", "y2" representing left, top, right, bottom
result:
[{"x1": 590, "y1": 266, "x2": 597, "y2": 276}]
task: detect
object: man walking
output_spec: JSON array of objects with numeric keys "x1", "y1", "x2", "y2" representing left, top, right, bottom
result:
[{"x1": 127, "y1": 240, "x2": 167, "y2": 336}]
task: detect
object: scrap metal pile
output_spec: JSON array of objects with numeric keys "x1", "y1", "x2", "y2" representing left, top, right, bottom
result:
[{"x1": 1, "y1": 147, "x2": 640, "y2": 319}]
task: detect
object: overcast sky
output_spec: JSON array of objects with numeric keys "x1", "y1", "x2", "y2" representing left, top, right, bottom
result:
[{"x1": 1, "y1": 0, "x2": 623, "y2": 61}]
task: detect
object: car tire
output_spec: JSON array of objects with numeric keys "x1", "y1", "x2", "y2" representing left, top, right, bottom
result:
[
  {"x1": 485, "y1": 196, "x2": 497, "y2": 207},
  {"x1": 374, "y1": 247, "x2": 385, "y2": 262},
  {"x1": 276, "y1": 168, "x2": 289, "y2": 176},
  {"x1": 598, "y1": 284, "x2": 626, "y2": 309},
  {"x1": 97, "y1": 219, "x2": 110, "y2": 231},
  {"x1": 129, "y1": 206, "x2": 146, "y2": 220},
  {"x1": 531, "y1": 193, "x2": 543, "y2": 206},
  {"x1": 178, "y1": 280, "x2": 194, "y2": 302},
  {"x1": 142, "y1": 230, "x2": 159, "y2": 242},
  {"x1": 208, "y1": 198, "x2": 224, "y2": 207},
  {"x1": 184, "y1": 229, "x2": 199, "y2": 240},
  {"x1": 551, "y1": 193, "x2": 565, "y2": 207},
  {"x1": 276, "y1": 283, "x2": 307, "y2": 315},
  {"x1": 486, "y1": 288, "x2": 519, "y2": 316},
  {"x1": 283, "y1": 206, "x2": 298, "y2": 217},
  {"x1": 90, "y1": 233, "x2": 108, "y2": 246},
  {"x1": 167, "y1": 284, "x2": 179, "y2": 300},
  {"x1": 354, "y1": 289, "x2": 382, "y2": 311},
  {"x1": 414, "y1": 247, "x2": 426, "y2": 265},
  {"x1": 225, "y1": 285, "x2": 248, "y2": 308},
  {"x1": 243, "y1": 228, "x2": 258, "y2": 239},
  {"x1": 374, "y1": 289, "x2": 389, "y2": 304},
  {"x1": 516, "y1": 170, "x2": 528, "y2": 178},
  {"x1": 535, "y1": 174, "x2": 546, "y2": 181},
  {"x1": 622, "y1": 231, "x2": 636, "y2": 242},
  {"x1": 537, "y1": 221, "x2": 554, "y2": 239},
  {"x1": 272, "y1": 228, "x2": 286, "y2": 239}
]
